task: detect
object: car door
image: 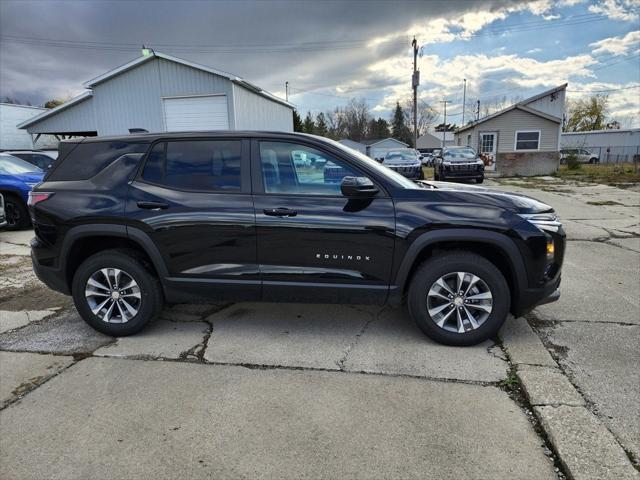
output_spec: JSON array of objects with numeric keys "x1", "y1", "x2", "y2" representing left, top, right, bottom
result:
[
  {"x1": 251, "y1": 138, "x2": 395, "y2": 305},
  {"x1": 126, "y1": 137, "x2": 259, "y2": 301}
]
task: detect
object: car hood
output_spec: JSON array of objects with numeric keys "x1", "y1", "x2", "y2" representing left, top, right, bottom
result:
[
  {"x1": 384, "y1": 159, "x2": 420, "y2": 166},
  {"x1": 417, "y1": 180, "x2": 554, "y2": 214}
]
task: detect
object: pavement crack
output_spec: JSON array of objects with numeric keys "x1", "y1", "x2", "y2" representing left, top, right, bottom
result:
[
  {"x1": 0, "y1": 356, "x2": 83, "y2": 412},
  {"x1": 335, "y1": 305, "x2": 380, "y2": 371}
]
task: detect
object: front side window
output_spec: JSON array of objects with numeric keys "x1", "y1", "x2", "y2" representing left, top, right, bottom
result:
[
  {"x1": 260, "y1": 141, "x2": 360, "y2": 195},
  {"x1": 515, "y1": 131, "x2": 540, "y2": 151},
  {"x1": 141, "y1": 140, "x2": 242, "y2": 191}
]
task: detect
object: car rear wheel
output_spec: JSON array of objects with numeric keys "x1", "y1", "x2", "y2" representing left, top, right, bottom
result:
[
  {"x1": 3, "y1": 194, "x2": 30, "y2": 230},
  {"x1": 407, "y1": 252, "x2": 510, "y2": 346},
  {"x1": 72, "y1": 249, "x2": 163, "y2": 336},
  {"x1": 476, "y1": 178, "x2": 484, "y2": 184}
]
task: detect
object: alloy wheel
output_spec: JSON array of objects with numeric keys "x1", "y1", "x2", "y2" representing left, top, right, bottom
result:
[
  {"x1": 426, "y1": 271, "x2": 493, "y2": 333},
  {"x1": 85, "y1": 268, "x2": 142, "y2": 323}
]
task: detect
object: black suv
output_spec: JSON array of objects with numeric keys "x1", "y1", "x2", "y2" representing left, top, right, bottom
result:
[
  {"x1": 434, "y1": 146, "x2": 485, "y2": 183},
  {"x1": 30, "y1": 132, "x2": 564, "y2": 346}
]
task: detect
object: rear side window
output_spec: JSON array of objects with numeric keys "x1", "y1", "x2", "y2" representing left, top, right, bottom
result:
[
  {"x1": 141, "y1": 140, "x2": 242, "y2": 192},
  {"x1": 47, "y1": 141, "x2": 149, "y2": 181}
]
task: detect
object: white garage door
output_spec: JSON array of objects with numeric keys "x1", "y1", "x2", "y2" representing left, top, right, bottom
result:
[{"x1": 163, "y1": 95, "x2": 229, "y2": 132}]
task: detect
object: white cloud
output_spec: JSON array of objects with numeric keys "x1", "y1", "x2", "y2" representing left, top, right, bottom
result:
[
  {"x1": 527, "y1": 48, "x2": 543, "y2": 53},
  {"x1": 589, "y1": 0, "x2": 640, "y2": 22},
  {"x1": 368, "y1": 1, "x2": 587, "y2": 48},
  {"x1": 590, "y1": 30, "x2": 640, "y2": 56},
  {"x1": 360, "y1": 51, "x2": 597, "y2": 115}
]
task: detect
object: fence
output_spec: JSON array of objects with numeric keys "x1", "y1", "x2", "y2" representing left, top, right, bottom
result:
[{"x1": 571, "y1": 145, "x2": 640, "y2": 164}]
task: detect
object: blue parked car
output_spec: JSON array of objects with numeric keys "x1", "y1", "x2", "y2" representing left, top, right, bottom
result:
[{"x1": 0, "y1": 153, "x2": 44, "y2": 230}]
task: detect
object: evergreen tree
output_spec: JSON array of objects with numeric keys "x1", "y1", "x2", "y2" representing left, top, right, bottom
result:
[
  {"x1": 391, "y1": 102, "x2": 413, "y2": 146},
  {"x1": 315, "y1": 112, "x2": 328, "y2": 137},
  {"x1": 302, "y1": 111, "x2": 316, "y2": 134},
  {"x1": 367, "y1": 117, "x2": 391, "y2": 139},
  {"x1": 293, "y1": 109, "x2": 303, "y2": 132}
]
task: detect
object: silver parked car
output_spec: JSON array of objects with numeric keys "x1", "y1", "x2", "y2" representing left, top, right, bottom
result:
[{"x1": 560, "y1": 148, "x2": 599, "y2": 164}]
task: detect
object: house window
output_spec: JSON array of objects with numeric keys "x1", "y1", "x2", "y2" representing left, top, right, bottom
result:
[
  {"x1": 515, "y1": 131, "x2": 540, "y2": 151},
  {"x1": 467, "y1": 134, "x2": 471, "y2": 146}
]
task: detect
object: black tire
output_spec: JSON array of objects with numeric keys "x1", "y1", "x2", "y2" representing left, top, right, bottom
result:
[
  {"x1": 72, "y1": 249, "x2": 163, "y2": 336},
  {"x1": 3, "y1": 194, "x2": 30, "y2": 230},
  {"x1": 407, "y1": 252, "x2": 510, "y2": 346},
  {"x1": 418, "y1": 169, "x2": 425, "y2": 180},
  {"x1": 476, "y1": 177, "x2": 484, "y2": 184},
  {"x1": 589, "y1": 158, "x2": 598, "y2": 164}
]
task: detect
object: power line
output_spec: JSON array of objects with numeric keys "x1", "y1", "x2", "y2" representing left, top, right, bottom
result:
[
  {"x1": 566, "y1": 85, "x2": 640, "y2": 93},
  {"x1": 0, "y1": 13, "x2": 614, "y2": 55}
]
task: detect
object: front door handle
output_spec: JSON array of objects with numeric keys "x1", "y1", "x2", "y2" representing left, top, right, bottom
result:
[
  {"x1": 137, "y1": 201, "x2": 169, "y2": 210},
  {"x1": 263, "y1": 207, "x2": 297, "y2": 217}
]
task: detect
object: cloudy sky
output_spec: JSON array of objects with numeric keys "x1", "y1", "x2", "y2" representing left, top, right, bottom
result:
[{"x1": 1, "y1": 0, "x2": 639, "y2": 127}]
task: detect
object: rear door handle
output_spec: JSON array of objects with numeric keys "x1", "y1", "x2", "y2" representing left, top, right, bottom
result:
[
  {"x1": 137, "y1": 201, "x2": 169, "y2": 210},
  {"x1": 263, "y1": 207, "x2": 297, "y2": 217}
]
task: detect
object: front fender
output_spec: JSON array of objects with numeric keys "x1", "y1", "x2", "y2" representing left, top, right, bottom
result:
[{"x1": 389, "y1": 228, "x2": 528, "y2": 304}]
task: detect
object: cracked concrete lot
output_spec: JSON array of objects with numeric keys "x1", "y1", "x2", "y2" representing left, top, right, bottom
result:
[{"x1": 1, "y1": 177, "x2": 639, "y2": 479}]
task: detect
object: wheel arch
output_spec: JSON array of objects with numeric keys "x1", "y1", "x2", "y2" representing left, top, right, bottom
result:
[
  {"x1": 391, "y1": 229, "x2": 528, "y2": 312},
  {"x1": 61, "y1": 224, "x2": 168, "y2": 293}
]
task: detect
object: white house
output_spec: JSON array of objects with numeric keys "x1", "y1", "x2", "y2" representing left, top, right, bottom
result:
[
  {"x1": 454, "y1": 84, "x2": 566, "y2": 176},
  {"x1": 417, "y1": 131, "x2": 455, "y2": 150},
  {"x1": 338, "y1": 137, "x2": 409, "y2": 159}
]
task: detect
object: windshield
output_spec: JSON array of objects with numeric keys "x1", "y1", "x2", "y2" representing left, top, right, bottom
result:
[
  {"x1": 443, "y1": 147, "x2": 477, "y2": 161},
  {"x1": 385, "y1": 150, "x2": 417, "y2": 161},
  {"x1": 0, "y1": 154, "x2": 43, "y2": 174},
  {"x1": 319, "y1": 137, "x2": 420, "y2": 189}
]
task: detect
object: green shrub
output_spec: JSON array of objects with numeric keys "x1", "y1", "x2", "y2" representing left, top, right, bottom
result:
[{"x1": 566, "y1": 153, "x2": 581, "y2": 170}]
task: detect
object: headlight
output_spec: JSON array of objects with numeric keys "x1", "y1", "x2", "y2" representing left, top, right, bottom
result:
[
  {"x1": 518, "y1": 213, "x2": 562, "y2": 233},
  {"x1": 476, "y1": 159, "x2": 484, "y2": 165}
]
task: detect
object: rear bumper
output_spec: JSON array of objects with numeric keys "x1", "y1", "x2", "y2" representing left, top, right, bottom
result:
[{"x1": 31, "y1": 237, "x2": 70, "y2": 295}]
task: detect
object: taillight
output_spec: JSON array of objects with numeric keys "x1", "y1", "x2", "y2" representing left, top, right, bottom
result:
[{"x1": 28, "y1": 192, "x2": 54, "y2": 207}]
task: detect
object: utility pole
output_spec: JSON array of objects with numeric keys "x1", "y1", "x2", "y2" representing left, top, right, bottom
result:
[
  {"x1": 285, "y1": 81, "x2": 289, "y2": 102},
  {"x1": 411, "y1": 37, "x2": 419, "y2": 148},
  {"x1": 462, "y1": 79, "x2": 467, "y2": 125},
  {"x1": 476, "y1": 99, "x2": 480, "y2": 121},
  {"x1": 440, "y1": 100, "x2": 450, "y2": 148}
]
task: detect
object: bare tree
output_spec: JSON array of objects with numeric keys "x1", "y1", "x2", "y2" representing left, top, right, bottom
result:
[
  {"x1": 343, "y1": 98, "x2": 370, "y2": 141},
  {"x1": 401, "y1": 98, "x2": 437, "y2": 137}
]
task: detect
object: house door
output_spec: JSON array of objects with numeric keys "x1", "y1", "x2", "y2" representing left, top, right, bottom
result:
[{"x1": 479, "y1": 132, "x2": 497, "y2": 171}]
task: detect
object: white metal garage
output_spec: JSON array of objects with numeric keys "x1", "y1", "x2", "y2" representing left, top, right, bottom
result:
[{"x1": 163, "y1": 95, "x2": 229, "y2": 131}]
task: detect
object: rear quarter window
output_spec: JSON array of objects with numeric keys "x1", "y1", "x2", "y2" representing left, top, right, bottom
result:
[{"x1": 46, "y1": 141, "x2": 150, "y2": 181}]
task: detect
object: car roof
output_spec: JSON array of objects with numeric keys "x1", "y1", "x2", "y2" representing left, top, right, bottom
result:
[{"x1": 72, "y1": 130, "x2": 322, "y2": 145}]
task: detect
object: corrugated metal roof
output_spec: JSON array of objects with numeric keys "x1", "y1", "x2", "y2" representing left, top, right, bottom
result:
[{"x1": 83, "y1": 51, "x2": 294, "y2": 109}]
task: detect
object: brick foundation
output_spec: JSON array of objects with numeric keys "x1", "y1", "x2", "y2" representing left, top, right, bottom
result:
[{"x1": 496, "y1": 151, "x2": 559, "y2": 177}]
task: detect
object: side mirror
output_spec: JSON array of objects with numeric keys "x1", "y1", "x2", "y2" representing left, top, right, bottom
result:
[{"x1": 341, "y1": 176, "x2": 379, "y2": 197}]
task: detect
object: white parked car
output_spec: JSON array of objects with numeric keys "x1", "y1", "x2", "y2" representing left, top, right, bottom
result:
[{"x1": 560, "y1": 148, "x2": 599, "y2": 164}]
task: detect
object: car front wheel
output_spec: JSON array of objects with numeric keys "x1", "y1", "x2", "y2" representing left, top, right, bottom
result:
[
  {"x1": 72, "y1": 249, "x2": 163, "y2": 336},
  {"x1": 407, "y1": 252, "x2": 510, "y2": 346}
]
